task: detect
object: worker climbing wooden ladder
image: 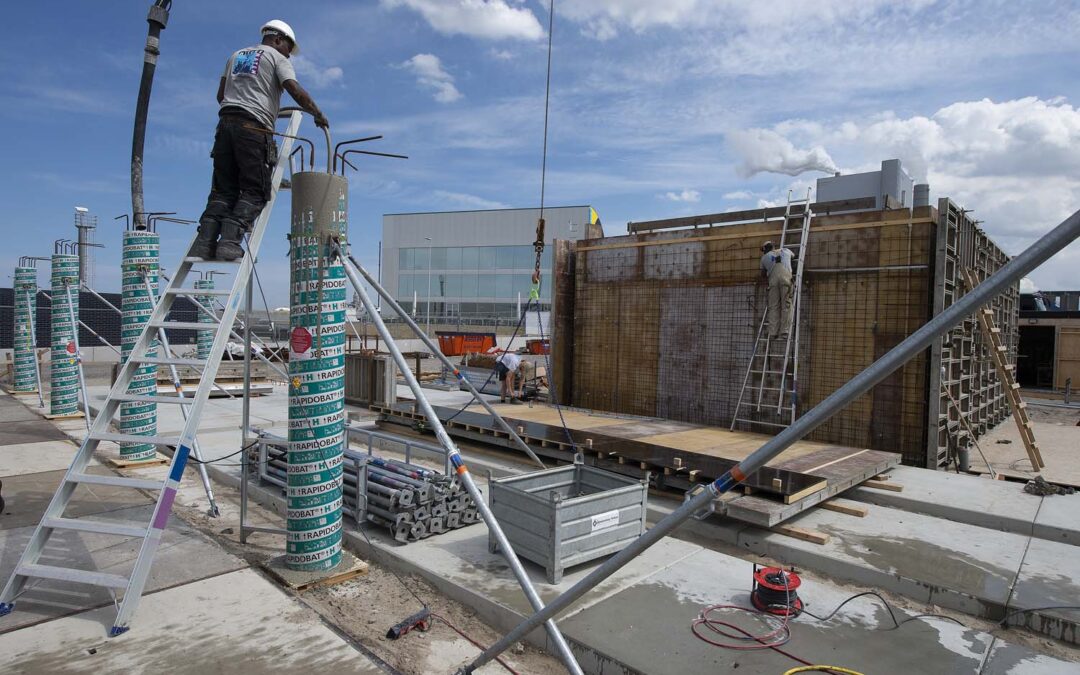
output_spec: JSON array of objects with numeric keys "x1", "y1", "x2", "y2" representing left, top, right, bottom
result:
[
  {"x1": 732, "y1": 189, "x2": 813, "y2": 432},
  {"x1": 0, "y1": 111, "x2": 302, "y2": 637},
  {"x1": 961, "y1": 268, "x2": 1045, "y2": 471}
]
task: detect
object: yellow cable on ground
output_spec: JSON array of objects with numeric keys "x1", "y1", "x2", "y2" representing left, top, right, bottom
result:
[{"x1": 784, "y1": 667, "x2": 865, "y2": 675}]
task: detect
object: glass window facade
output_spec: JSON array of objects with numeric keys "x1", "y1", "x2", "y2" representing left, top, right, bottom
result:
[{"x1": 395, "y1": 245, "x2": 553, "y2": 317}]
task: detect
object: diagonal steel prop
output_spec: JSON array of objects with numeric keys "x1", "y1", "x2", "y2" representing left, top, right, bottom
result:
[
  {"x1": 333, "y1": 241, "x2": 583, "y2": 675},
  {"x1": 460, "y1": 207, "x2": 1080, "y2": 672},
  {"x1": 344, "y1": 252, "x2": 546, "y2": 469}
]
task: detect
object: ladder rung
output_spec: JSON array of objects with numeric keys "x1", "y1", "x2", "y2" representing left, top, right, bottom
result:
[
  {"x1": 183, "y1": 256, "x2": 239, "y2": 265},
  {"x1": 166, "y1": 288, "x2": 231, "y2": 297},
  {"x1": 69, "y1": 473, "x2": 163, "y2": 490},
  {"x1": 15, "y1": 563, "x2": 129, "y2": 589},
  {"x1": 112, "y1": 394, "x2": 192, "y2": 405},
  {"x1": 150, "y1": 321, "x2": 217, "y2": 331},
  {"x1": 43, "y1": 516, "x2": 147, "y2": 538},
  {"x1": 135, "y1": 356, "x2": 205, "y2": 367},
  {"x1": 90, "y1": 432, "x2": 180, "y2": 447}
]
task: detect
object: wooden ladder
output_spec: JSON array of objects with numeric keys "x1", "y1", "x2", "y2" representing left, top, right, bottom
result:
[{"x1": 961, "y1": 268, "x2": 1045, "y2": 471}]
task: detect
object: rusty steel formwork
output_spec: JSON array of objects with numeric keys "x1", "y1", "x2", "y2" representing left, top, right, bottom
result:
[{"x1": 552, "y1": 202, "x2": 1018, "y2": 468}]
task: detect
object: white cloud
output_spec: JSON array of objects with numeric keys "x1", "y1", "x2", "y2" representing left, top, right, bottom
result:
[
  {"x1": 722, "y1": 190, "x2": 753, "y2": 201},
  {"x1": 488, "y1": 48, "x2": 515, "y2": 60},
  {"x1": 730, "y1": 97, "x2": 1080, "y2": 288},
  {"x1": 433, "y1": 190, "x2": 510, "y2": 210},
  {"x1": 727, "y1": 128, "x2": 838, "y2": 178},
  {"x1": 662, "y1": 189, "x2": 701, "y2": 203},
  {"x1": 1020, "y1": 278, "x2": 1038, "y2": 294},
  {"x1": 291, "y1": 56, "x2": 344, "y2": 88},
  {"x1": 400, "y1": 54, "x2": 462, "y2": 103},
  {"x1": 381, "y1": 0, "x2": 544, "y2": 41}
]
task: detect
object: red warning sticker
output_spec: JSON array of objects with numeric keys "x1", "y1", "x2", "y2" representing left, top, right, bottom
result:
[
  {"x1": 66, "y1": 341, "x2": 77, "y2": 354},
  {"x1": 290, "y1": 326, "x2": 312, "y2": 360}
]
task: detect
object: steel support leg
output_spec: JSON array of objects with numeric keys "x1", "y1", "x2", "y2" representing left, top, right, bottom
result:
[
  {"x1": 334, "y1": 242, "x2": 582, "y2": 675},
  {"x1": 344, "y1": 253, "x2": 546, "y2": 469},
  {"x1": 460, "y1": 209, "x2": 1080, "y2": 672}
]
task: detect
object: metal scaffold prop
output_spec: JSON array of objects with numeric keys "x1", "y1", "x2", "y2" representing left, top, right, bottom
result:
[
  {"x1": 194, "y1": 276, "x2": 215, "y2": 361},
  {"x1": 12, "y1": 265, "x2": 39, "y2": 393},
  {"x1": 49, "y1": 250, "x2": 81, "y2": 418},
  {"x1": 286, "y1": 171, "x2": 348, "y2": 572},
  {"x1": 333, "y1": 243, "x2": 584, "y2": 675},
  {"x1": 120, "y1": 228, "x2": 160, "y2": 462}
]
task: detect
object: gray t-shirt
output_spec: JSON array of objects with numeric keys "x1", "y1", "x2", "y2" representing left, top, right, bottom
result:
[
  {"x1": 220, "y1": 45, "x2": 296, "y2": 129},
  {"x1": 760, "y1": 248, "x2": 794, "y2": 276}
]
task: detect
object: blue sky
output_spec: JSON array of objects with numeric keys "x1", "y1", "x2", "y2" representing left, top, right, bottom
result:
[{"x1": 3, "y1": 0, "x2": 1079, "y2": 305}]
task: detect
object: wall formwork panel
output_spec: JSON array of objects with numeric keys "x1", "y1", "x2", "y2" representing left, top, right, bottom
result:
[{"x1": 562, "y1": 205, "x2": 1015, "y2": 467}]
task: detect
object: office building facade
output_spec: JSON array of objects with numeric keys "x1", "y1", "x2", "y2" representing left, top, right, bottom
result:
[{"x1": 381, "y1": 206, "x2": 600, "y2": 319}]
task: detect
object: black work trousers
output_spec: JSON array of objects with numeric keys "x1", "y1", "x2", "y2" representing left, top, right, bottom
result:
[{"x1": 201, "y1": 110, "x2": 275, "y2": 231}]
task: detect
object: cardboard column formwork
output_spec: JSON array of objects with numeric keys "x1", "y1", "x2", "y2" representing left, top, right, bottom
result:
[
  {"x1": 286, "y1": 172, "x2": 347, "y2": 572},
  {"x1": 12, "y1": 267, "x2": 38, "y2": 392},
  {"x1": 194, "y1": 278, "x2": 215, "y2": 361},
  {"x1": 119, "y1": 230, "x2": 159, "y2": 462},
  {"x1": 49, "y1": 255, "x2": 81, "y2": 416}
]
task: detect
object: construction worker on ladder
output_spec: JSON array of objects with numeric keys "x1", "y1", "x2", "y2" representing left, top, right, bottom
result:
[
  {"x1": 190, "y1": 20, "x2": 329, "y2": 261},
  {"x1": 760, "y1": 240, "x2": 794, "y2": 339}
]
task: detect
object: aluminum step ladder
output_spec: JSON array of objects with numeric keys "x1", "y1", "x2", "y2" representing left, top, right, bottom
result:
[
  {"x1": 0, "y1": 111, "x2": 303, "y2": 636},
  {"x1": 731, "y1": 189, "x2": 813, "y2": 431}
]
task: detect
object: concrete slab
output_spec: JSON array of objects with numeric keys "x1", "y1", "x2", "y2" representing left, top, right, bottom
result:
[
  {"x1": 561, "y1": 549, "x2": 992, "y2": 675},
  {"x1": 0, "y1": 504, "x2": 245, "y2": 632},
  {"x1": 737, "y1": 503, "x2": 1029, "y2": 619},
  {"x1": 0, "y1": 466, "x2": 142, "y2": 530},
  {"x1": 1006, "y1": 536, "x2": 1080, "y2": 644},
  {"x1": 980, "y1": 638, "x2": 1080, "y2": 674},
  {"x1": 0, "y1": 440, "x2": 96, "y2": 478},
  {"x1": 0, "y1": 568, "x2": 385, "y2": 673},
  {"x1": 0, "y1": 420, "x2": 71, "y2": 444},
  {"x1": 0, "y1": 400, "x2": 43, "y2": 423},
  {"x1": 847, "y1": 466, "x2": 1043, "y2": 537},
  {"x1": 1032, "y1": 493, "x2": 1080, "y2": 546}
]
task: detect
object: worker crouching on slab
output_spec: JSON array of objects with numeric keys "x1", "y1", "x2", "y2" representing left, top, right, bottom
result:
[
  {"x1": 761, "y1": 240, "x2": 795, "y2": 340},
  {"x1": 191, "y1": 19, "x2": 329, "y2": 262},
  {"x1": 495, "y1": 351, "x2": 525, "y2": 404}
]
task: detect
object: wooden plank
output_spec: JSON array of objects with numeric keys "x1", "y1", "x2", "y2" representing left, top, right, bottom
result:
[
  {"x1": 819, "y1": 500, "x2": 868, "y2": 518},
  {"x1": 627, "y1": 197, "x2": 879, "y2": 233},
  {"x1": 863, "y1": 479, "x2": 903, "y2": 492},
  {"x1": 770, "y1": 524, "x2": 830, "y2": 545},
  {"x1": 106, "y1": 453, "x2": 170, "y2": 469}
]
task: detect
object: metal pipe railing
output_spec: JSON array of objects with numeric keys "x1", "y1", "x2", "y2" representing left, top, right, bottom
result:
[{"x1": 460, "y1": 207, "x2": 1080, "y2": 672}]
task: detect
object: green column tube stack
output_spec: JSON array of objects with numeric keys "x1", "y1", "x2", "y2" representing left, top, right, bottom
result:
[
  {"x1": 49, "y1": 255, "x2": 81, "y2": 416},
  {"x1": 286, "y1": 172, "x2": 348, "y2": 572},
  {"x1": 12, "y1": 266, "x2": 38, "y2": 392},
  {"x1": 119, "y1": 230, "x2": 160, "y2": 462}
]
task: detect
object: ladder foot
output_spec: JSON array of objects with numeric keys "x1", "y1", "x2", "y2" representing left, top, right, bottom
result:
[
  {"x1": 0, "y1": 602, "x2": 14, "y2": 616},
  {"x1": 109, "y1": 625, "x2": 130, "y2": 638},
  {"x1": 207, "y1": 505, "x2": 221, "y2": 518}
]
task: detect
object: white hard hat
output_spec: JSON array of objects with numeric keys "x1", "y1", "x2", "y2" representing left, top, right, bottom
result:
[{"x1": 261, "y1": 19, "x2": 299, "y2": 54}]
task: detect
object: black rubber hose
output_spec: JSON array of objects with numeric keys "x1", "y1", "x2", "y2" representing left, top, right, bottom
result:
[{"x1": 130, "y1": 1, "x2": 171, "y2": 231}]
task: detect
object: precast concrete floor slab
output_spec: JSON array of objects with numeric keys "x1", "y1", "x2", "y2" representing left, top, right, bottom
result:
[
  {"x1": 0, "y1": 466, "x2": 134, "y2": 530},
  {"x1": 1006, "y1": 535, "x2": 1080, "y2": 643},
  {"x1": 0, "y1": 568, "x2": 386, "y2": 675},
  {"x1": 0, "y1": 440, "x2": 96, "y2": 477},
  {"x1": 1032, "y1": 493, "x2": 1080, "y2": 546},
  {"x1": 561, "y1": 547, "x2": 994, "y2": 675},
  {"x1": 847, "y1": 466, "x2": 1043, "y2": 536},
  {"x1": 980, "y1": 638, "x2": 1080, "y2": 674},
  {"x1": 737, "y1": 501, "x2": 1030, "y2": 618},
  {"x1": 0, "y1": 397, "x2": 47, "y2": 423}
]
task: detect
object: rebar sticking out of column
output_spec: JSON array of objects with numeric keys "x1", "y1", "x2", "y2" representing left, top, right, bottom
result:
[{"x1": 120, "y1": 229, "x2": 160, "y2": 461}]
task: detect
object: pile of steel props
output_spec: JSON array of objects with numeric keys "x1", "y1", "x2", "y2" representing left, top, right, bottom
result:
[{"x1": 261, "y1": 445, "x2": 478, "y2": 543}]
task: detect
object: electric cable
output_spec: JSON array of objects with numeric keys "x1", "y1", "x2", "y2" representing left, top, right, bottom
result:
[{"x1": 800, "y1": 590, "x2": 965, "y2": 630}]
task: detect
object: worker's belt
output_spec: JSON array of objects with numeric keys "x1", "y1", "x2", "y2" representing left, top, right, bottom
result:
[{"x1": 218, "y1": 106, "x2": 267, "y2": 129}]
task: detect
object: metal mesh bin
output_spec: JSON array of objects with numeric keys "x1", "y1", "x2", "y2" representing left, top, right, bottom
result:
[{"x1": 488, "y1": 459, "x2": 648, "y2": 583}]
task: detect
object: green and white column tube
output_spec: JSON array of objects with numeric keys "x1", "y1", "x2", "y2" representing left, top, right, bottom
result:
[
  {"x1": 119, "y1": 230, "x2": 160, "y2": 462},
  {"x1": 194, "y1": 278, "x2": 215, "y2": 361},
  {"x1": 286, "y1": 172, "x2": 348, "y2": 572},
  {"x1": 50, "y1": 255, "x2": 81, "y2": 416},
  {"x1": 12, "y1": 266, "x2": 38, "y2": 392}
]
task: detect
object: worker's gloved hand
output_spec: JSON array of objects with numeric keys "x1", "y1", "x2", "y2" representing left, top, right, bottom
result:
[{"x1": 314, "y1": 112, "x2": 330, "y2": 129}]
